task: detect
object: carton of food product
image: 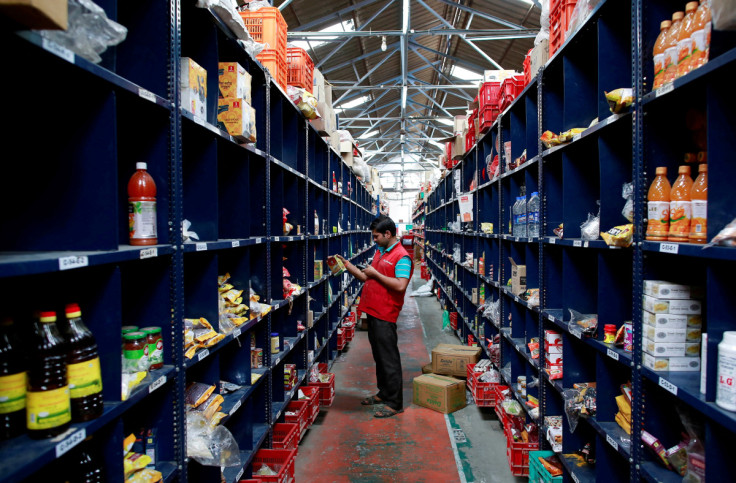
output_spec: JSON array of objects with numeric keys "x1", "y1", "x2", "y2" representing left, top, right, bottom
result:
[
  {"x1": 642, "y1": 295, "x2": 702, "y2": 315},
  {"x1": 644, "y1": 338, "x2": 701, "y2": 357},
  {"x1": 431, "y1": 343, "x2": 481, "y2": 377},
  {"x1": 644, "y1": 326, "x2": 699, "y2": 343},
  {"x1": 326, "y1": 255, "x2": 345, "y2": 275},
  {"x1": 643, "y1": 280, "x2": 703, "y2": 300},
  {"x1": 642, "y1": 310, "x2": 702, "y2": 329},
  {"x1": 643, "y1": 353, "x2": 701, "y2": 372},
  {"x1": 413, "y1": 374, "x2": 466, "y2": 414},
  {"x1": 218, "y1": 62, "x2": 252, "y2": 103},
  {"x1": 181, "y1": 57, "x2": 207, "y2": 118},
  {"x1": 217, "y1": 98, "x2": 256, "y2": 143}
]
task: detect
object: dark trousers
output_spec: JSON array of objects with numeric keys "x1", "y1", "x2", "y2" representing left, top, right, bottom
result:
[{"x1": 366, "y1": 314, "x2": 403, "y2": 411}]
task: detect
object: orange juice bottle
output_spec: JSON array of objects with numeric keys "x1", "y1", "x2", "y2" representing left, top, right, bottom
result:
[
  {"x1": 668, "y1": 166, "x2": 694, "y2": 242},
  {"x1": 653, "y1": 20, "x2": 671, "y2": 89},
  {"x1": 677, "y1": 2, "x2": 699, "y2": 78},
  {"x1": 663, "y1": 11, "x2": 684, "y2": 85},
  {"x1": 691, "y1": 0, "x2": 712, "y2": 69},
  {"x1": 689, "y1": 164, "x2": 708, "y2": 243},
  {"x1": 646, "y1": 167, "x2": 671, "y2": 241}
]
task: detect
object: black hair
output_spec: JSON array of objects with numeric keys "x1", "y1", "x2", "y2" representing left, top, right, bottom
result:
[{"x1": 370, "y1": 215, "x2": 396, "y2": 237}]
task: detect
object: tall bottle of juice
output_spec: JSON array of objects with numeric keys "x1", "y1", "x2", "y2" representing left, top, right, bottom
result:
[
  {"x1": 0, "y1": 318, "x2": 26, "y2": 440},
  {"x1": 663, "y1": 11, "x2": 685, "y2": 85},
  {"x1": 689, "y1": 163, "x2": 708, "y2": 244},
  {"x1": 669, "y1": 165, "x2": 694, "y2": 242},
  {"x1": 677, "y1": 2, "x2": 699, "y2": 78},
  {"x1": 128, "y1": 162, "x2": 157, "y2": 246},
  {"x1": 691, "y1": 0, "x2": 712, "y2": 69},
  {"x1": 646, "y1": 167, "x2": 671, "y2": 241},
  {"x1": 27, "y1": 311, "x2": 71, "y2": 439},
  {"x1": 653, "y1": 20, "x2": 671, "y2": 89},
  {"x1": 60, "y1": 304, "x2": 103, "y2": 422}
]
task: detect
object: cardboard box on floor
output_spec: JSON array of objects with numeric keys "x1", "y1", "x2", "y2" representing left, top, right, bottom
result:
[
  {"x1": 413, "y1": 373, "x2": 466, "y2": 414},
  {"x1": 431, "y1": 343, "x2": 481, "y2": 377}
]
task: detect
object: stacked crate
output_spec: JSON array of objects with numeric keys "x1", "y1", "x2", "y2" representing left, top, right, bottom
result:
[{"x1": 240, "y1": 7, "x2": 288, "y2": 90}]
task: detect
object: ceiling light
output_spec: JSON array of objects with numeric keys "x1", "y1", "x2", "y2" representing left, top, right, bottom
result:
[
  {"x1": 381, "y1": 35, "x2": 387, "y2": 52},
  {"x1": 401, "y1": 86, "x2": 407, "y2": 110},
  {"x1": 359, "y1": 130, "x2": 378, "y2": 139},
  {"x1": 336, "y1": 95, "x2": 371, "y2": 110},
  {"x1": 450, "y1": 65, "x2": 482, "y2": 81},
  {"x1": 437, "y1": 118, "x2": 454, "y2": 126},
  {"x1": 402, "y1": 0, "x2": 409, "y2": 34}
]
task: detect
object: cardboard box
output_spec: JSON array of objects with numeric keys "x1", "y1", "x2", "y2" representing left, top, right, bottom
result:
[
  {"x1": 644, "y1": 338, "x2": 701, "y2": 357},
  {"x1": 645, "y1": 325, "x2": 701, "y2": 343},
  {"x1": 431, "y1": 343, "x2": 481, "y2": 377},
  {"x1": 313, "y1": 260, "x2": 323, "y2": 280},
  {"x1": 546, "y1": 343, "x2": 563, "y2": 355},
  {"x1": 181, "y1": 57, "x2": 207, "y2": 119},
  {"x1": 644, "y1": 280, "x2": 703, "y2": 300},
  {"x1": 413, "y1": 374, "x2": 466, "y2": 414},
  {"x1": 544, "y1": 330, "x2": 562, "y2": 346},
  {"x1": 471, "y1": 288, "x2": 478, "y2": 305},
  {"x1": 0, "y1": 0, "x2": 67, "y2": 29},
  {"x1": 326, "y1": 255, "x2": 346, "y2": 275},
  {"x1": 529, "y1": 40, "x2": 548, "y2": 78},
  {"x1": 482, "y1": 69, "x2": 516, "y2": 83},
  {"x1": 307, "y1": 310, "x2": 314, "y2": 328},
  {"x1": 218, "y1": 62, "x2": 252, "y2": 104},
  {"x1": 643, "y1": 353, "x2": 701, "y2": 372},
  {"x1": 509, "y1": 258, "x2": 526, "y2": 295},
  {"x1": 643, "y1": 295, "x2": 702, "y2": 315},
  {"x1": 217, "y1": 98, "x2": 256, "y2": 143},
  {"x1": 545, "y1": 354, "x2": 563, "y2": 366},
  {"x1": 642, "y1": 310, "x2": 702, "y2": 329},
  {"x1": 313, "y1": 67, "x2": 325, "y2": 104},
  {"x1": 324, "y1": 83, "x2": 333, "y2": 107}
]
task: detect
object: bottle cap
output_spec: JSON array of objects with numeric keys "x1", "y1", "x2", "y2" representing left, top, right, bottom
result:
[
  {"x1": 140, "y1": 326, "x2": 162, "y2": 335},
  {"x1": 136, "y1": 162, "x2": 147, "y2": 170},
  {"x1": 661, "y1": 20, "x2": 671, "y2": 29},
  {"x1": 271, "y1": 332, "x2": 279, "y2": 337},
  {"x1": 604, "y1": 324, "x2": 617, "y2": 331},
  {"x1": 39, "y1": 311, "x2": 57, "y2": 323},
  {"x1": 672, "y1": 11, "x2": 684, "y2": 20},
  {"x1": 698, "y1": 163, "x2": 707, "y2": 172},
  {"x1": 123, "y1": 331, "x2": 146, "y2": 341},
  {"x1": 686, "y1": 2, "x2": 698, "y2": 11},
  {"x1": 655, "y1": 167, "x2": 667, "y2": 175},
  {"x1": 723, "y1": 331, "x2": 736, "y2": 345},
  {"x1": 531, "y1": 192, "x2": 538, "y2": 196},
  {"x1": 65, "y1": 303, "x2": 82, "y2": 318},
  {"x1": 678, "y1": 165, "x2": 691, "y2": 174}
]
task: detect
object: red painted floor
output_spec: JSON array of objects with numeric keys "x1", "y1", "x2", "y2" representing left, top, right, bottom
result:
[{"x1": 295, "y1": 296, "x2": 461, "y2": 482}]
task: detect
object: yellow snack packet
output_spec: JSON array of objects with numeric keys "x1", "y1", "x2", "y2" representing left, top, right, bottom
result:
[
  {"x1": 601, "y1": 224, "x2": 634, "y2": 247},
  {"x1": 124, "y1": 452, "x2": 152, "y2": 478}
]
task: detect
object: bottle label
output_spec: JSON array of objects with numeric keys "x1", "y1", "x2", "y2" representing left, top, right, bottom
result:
[
  {"x1": 0, "y1": 372, "x2": 27, "y2": 414},
  {"x1": 669, "y1": 200, "x2": 691, "y2": 237},
  {"x1": 691, "y1": 200, "x2": 707, "y2": 237},
  {"x1": 149, "y1": 340, "x2": 164, "y2": 365},
  {"x1": 653, "y1": 53, "x2": 666, "y2": 88},
  {"x1": 717, "y1": 351, "x2": 736, "y2": 409},
  {"x1": 677, "y1": 38, "x2": 693, "y2": 76},
  {"x1": 691, "y1": 29, "x2": 706, "y2": 68},
  {"x1": 664, "y1": 46, "x2": 678, "y2": 83},
  {"x1": 27, "y1": 386, "x2": 71, "y2": 430},
  {"x1": 647, "y1": 201, "x2": 670, "y2": 236},
  {"x1": 67, "y1": 358, "x2": 103, "y2": 399},
  {"x1": 129, "y1": 201, "x2": 157, "y2": 239}
]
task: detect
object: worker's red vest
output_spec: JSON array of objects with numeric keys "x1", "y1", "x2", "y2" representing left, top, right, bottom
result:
[{"x1": 358, "y1": 243, "x2": 414, "y2": 323}]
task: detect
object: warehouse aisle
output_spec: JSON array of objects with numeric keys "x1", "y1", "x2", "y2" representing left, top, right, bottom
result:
[{"x1": 295, "y1": 276, "x2": 522, "y2": 483}]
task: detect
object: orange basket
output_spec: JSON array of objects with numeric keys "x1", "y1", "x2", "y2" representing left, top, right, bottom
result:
[
  {"x1": 240, "y1": 7, "x2": 287, "y2": 57},
  {"x1": 286, "y1": 47, "x2": 314, "y2": 93},
  {"x1": 257, "y1": 49, "x2": 287, "y2": 90}
]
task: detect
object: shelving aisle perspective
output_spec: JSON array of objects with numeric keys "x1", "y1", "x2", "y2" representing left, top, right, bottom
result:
[
  {"x1": 0, "y1": 3, "x2": 373, "y2": 483},
  {"x1": 418, "y1": 1, "x2": 736, "y2": 481}
]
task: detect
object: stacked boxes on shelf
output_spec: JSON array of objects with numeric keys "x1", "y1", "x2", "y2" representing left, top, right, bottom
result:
[
  {"x1": 180, "y1": 57, "x2": 207, "y2": 118},
  {"x1": 642, "y1": 280, "x2": 703, "y2": 372},
  {"x1": 545, "y1": 330, "x2": 562, "y2": 380},
  {"x1": 217, "y1": 61, "x2": 256, "y2": 143}
]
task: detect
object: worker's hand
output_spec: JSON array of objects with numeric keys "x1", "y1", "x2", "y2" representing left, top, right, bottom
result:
[
  {"x1": 362, "y1": 265, "x2": 378, "y2": 279},
  {"x1": 335, "y1": 254, "x2": 347, "y2": 264}
]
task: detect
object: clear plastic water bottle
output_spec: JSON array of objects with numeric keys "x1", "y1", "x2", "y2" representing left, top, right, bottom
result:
[
  {"x1": 518, "y1": 195, "x2": 527, "y2": 238},
  {"x1": 511, "y1": 197, "x2": 520, "y2": 236},
  {"x1": 528, "y1": 191, "x2": 540, "y2": 238}
]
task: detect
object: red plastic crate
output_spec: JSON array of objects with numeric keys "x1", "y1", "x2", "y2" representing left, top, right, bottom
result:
[
  {"x1": 523, "y1": 49, "x2": 532, "y2": 85},
  {"x1": 466, "y1": 364, "x2": 499, "y2": 407},
  {"x1": 505, "y1": 428, "x2": 539, "y2": 477},
  {"x1": 345, "y1": 323, "x2": 355, "y2": 342},
  {"x1": 283, "y1": 400, "x2": 309, "y2": 439},
  {"x1": 299, "y1": 386, "x2": 320, "y2": 424},
  {"x1": 450, "y1": 312, "x2": 458, "y2": 330},
  {"x1": 479, "y1": 106, "x2": 499, "y2": 133},
  {"x1": 337, "y1": 328, "x2": 346, "y2": 350},
  {"x1": 240, "y1": 7, "x2": 287, "y2": 58},
  {"x1": 250, "y1": 448, "x2": 297, "y2": 483},
  {"x1": 478, "y1": 81, "x2": 502, "y2": 110},
  {"x1": 549, "y1": 0, "x2": 578, "y2": 56},
  {"x1": 257, "y1": 49, "x2": 287, "y2": 91},
  {"x1": 309, "y1": 364, "x2": 336, "y2": 407},
  {"x1": 286, "y1": 47, "x2": 314, "y2": 93},
  {"x1": 272, "y1": 423, "x2": 299, "y2": 451},
  {"x1": 493, "y1": 384, "x2": 511, "y2": 424}
]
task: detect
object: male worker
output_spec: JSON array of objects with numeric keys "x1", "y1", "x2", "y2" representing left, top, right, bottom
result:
[{"x1": 337, "y1": 215, "x2": 413, "y2": 418}]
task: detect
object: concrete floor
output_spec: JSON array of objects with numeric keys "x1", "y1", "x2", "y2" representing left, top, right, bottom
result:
[{"x1": 294, "y1": 275, "x2": 524, "y2": 483}]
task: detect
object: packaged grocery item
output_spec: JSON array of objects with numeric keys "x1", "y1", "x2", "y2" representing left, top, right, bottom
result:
[
  {"x1": 677, "y1": 3, "x2": 699, "y2": 78},
  {"x1": 643, "y1": 280, "x2": 703, "y2": 300},
  {"x1": 217, "y1": 98, "x2": 256, "y2": 143},
  {"x1": 622, "y1": 182, "x2": 634, "y2": 222},
  {"x1": 124, "y1": 452, "x2": 152, "y2": 478},
  {"x1": 643, "y1": 353, "x2": 701, "y2": 372},
  {"x1": 326, "y1": 255, "x2": 346, "y2": 275},
  {"x1": 689, "y1": 163, "x2": 708, "y2": 243},
  {"x1": 128, "y1": 163, "x2": 158, "y2": 246},
  {"x1": 568, "y1": 309, "x2": 598, "y2": 338},
  {"x1": 643, "y1": 310, "x2": 702, "y2": 329},
  {"x1": 646, "y1": 167, "x2": 671, "y2": 241},
  {"x1": 653, "y1": 20, "x2": 672, "y2": 89},
  {"x1": 218, "y1": 62, "x2": 252, "y2": 103},
  {"x1": 540, "y1": 130, "x2": 560, "y2": 148},
  {"x1": 645, "y1": 325, "x2": 698, "y2": 342},
  {"x1": 669, "y1": 165, "x2": 694, "y2": 242},
  {"x1": 557, "y1": 128, "x2": 586, "y2": 143},
  {"x1": 691, "y1": 0, "x2": 711, "y2": 69},
  {"x1": 605, "y1": 88, "x2": 634, "y2": 113},
  {"x1": 716, "y1": 331, "x2": 736, "y2": 411},
  {"x1": 180, "y1": 57, "x2": 207, "y2": 118},
  {"x1": 61, "y1": 304, "x2": 103, "y2": 422},
  {"x1": 663, "y1": 12, "x2": 685, "y2": 85},
  {"x1": 288, "y1": 85, "x2": 320, "y2": 120},
  {"x1": 126, "y1": 468, "x2": 163, "y2": 482},
  {"x1": 642, "y1": 430, "x2": 673, "y2": 470},
  {"x1": 185, "y1": 382, "x2": 216, "y2": 409},
  {"x1": 643, "y1": 295, "x2": 702, "y2": 315},
  {"x1": 0, "y1": 318, "x2": 26, "y2": 440},
  {"x1": 601, "y1": 224, "x2": 633, "y2": 247},
  {"x1": 705, "y1": 216, "x2": 736, "y2": 247},
  {"x1": 644, "y1": 338, "x2": 700, "y2": 357}
]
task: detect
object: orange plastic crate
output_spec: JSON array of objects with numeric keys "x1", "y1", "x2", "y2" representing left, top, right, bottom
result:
[
  {"x1": 250, "y1": 448, "x2": 297, "y2": 483},
  {"x1": 286, "y1": 47, "x2": 314, "y2": 93},
  {"x1": 257, "y1": 49, "x2": 287, "y2": 90},
  {"x1": 240, "y1": 7, "x2": 287, "y2": 57},
  {"x1": 272, "y1": 423, "x2": 299, "y2": 451}
]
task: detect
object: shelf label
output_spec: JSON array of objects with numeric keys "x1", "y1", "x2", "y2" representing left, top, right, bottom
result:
[
  {"x1": 607, "y1": 434, "x2": 619, "y2": 451},
  {"x1": 256, "y1": 238, "x2": 263, "y2": 244},
  {"x1": 550, "y1": 237, "x2": 556, "y2": 244},
  {"x1": 548, "y1": 314, "x2": 554, "y2": 322},
  {"x1": 140, "y1": 247, "x2": 158, "y2": 259},
  {"x1": 56, "y1": 429, "x2": 86, "y2": 458},
  {"x1": 59, "y1": 255, "x2": 89, "y2": 271},
  {"x1": 193, "y1": 115, "x2": 205, "y2": 126},
  {"x1": 274, "y1": 357, "x2": 281, "y2": 366},
  {"x1": 658, "y1": 377, "x2": 678, "y2": 395},
  {"x1": 583, "y1": 241, "x2": 589, "y2": 248},
  {"x1": 232, "y1": 240, "x2": 240, "y2": 248},
  {"x1": 607, "y1": 348, "x2": 620, "y2": 361},
  {"x1": 232, "y1": 328, "x2": 242, "y2": 338},
  {"x1": 138, "y1": 88, "x2": 156, "y2": 103},
  {"x1": 195, "y1": 243, "x2": 207, "y2": 251},
  {"x1": 656, "y1": 83, "x2": 675, "y2": 97},
  {"x1": 197, "y1": 349, "x2": 209, "y2": 361},
  {"x1": 573, "y1": 240, "x2": 582, "y2": 247},
  {"x1": 43, "y1": 38, "x2": 75, "y2": 63},
  {"x1": 236, "y1": 468, "x2": 244, "y2": 481},
  {"x1": 515, "y1": 237, "x2": 519, "y2": 242},
  {"x1": 230, "y1": 400, "x2": 242, "y2": 415},
  {"x1": 571, "y1": 472, "x2": 580, "y2": 483},
  {"x1": 659, "y1": 243, "x2": 679, "y2": 254},
  {"x1": 149, "y1": 375, "x2": 166, "y2": 393},
  {"x1": 572, "y1": 133, "x2": 582, "y2": 142}
]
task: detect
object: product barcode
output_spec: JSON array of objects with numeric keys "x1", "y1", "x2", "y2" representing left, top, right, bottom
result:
[
  {"x1": 607, "y1": 434, "x2": 619, "y2": 451},
  {"x1": 195, "y1": 243, "x2": 207, "y2": 251},
  {"x1": 197, "y1": 349, "x2": 209, "y2": 361},
  {"x1": 43, "y1": 38, "x2": 75, "y2": 63},
  {"x1": 656, "y1": 83, "x2": 675, "y2": 97},
  {"x1": 59, "y1": 256, "x2": 89, "y2": 271},
  {"x1": 138, "y1": 88, "x2": 156, "y2": 103},
  {"x1": 56, "y1": 429, "x2": 86, "y2": 458},
  {"x1": 573, "y1": 240, "x2": 582, "y2": 247},
  {"x1": 230, "y1": 400, "x2": 242, "y2": 415},
  {"x1": 659, "y1": 377, "x2": 678, "y2": 395},
  {"x1": 149, "y1": 376, "x2": 166, "y2": 393},
  {"x1": 140, "y1": 247, "x2": 158, "y2": 259},
  {"x1": 607, "y1": 348, "x2": 620, "y2": 361},
  {"x1": 660, "y1": 243, "x2": 679, "y2": 254},
  {"x1": 232, "y1": 240, "x2": 240, "y2": 248},
  {"x1": 232, "y1": 328, "x2": 241, "y2": 338}
]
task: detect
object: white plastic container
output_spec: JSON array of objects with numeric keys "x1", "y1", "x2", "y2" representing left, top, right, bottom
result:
[{"x1": 716, "y1": 331, "x2": 736, "y2": 411}]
